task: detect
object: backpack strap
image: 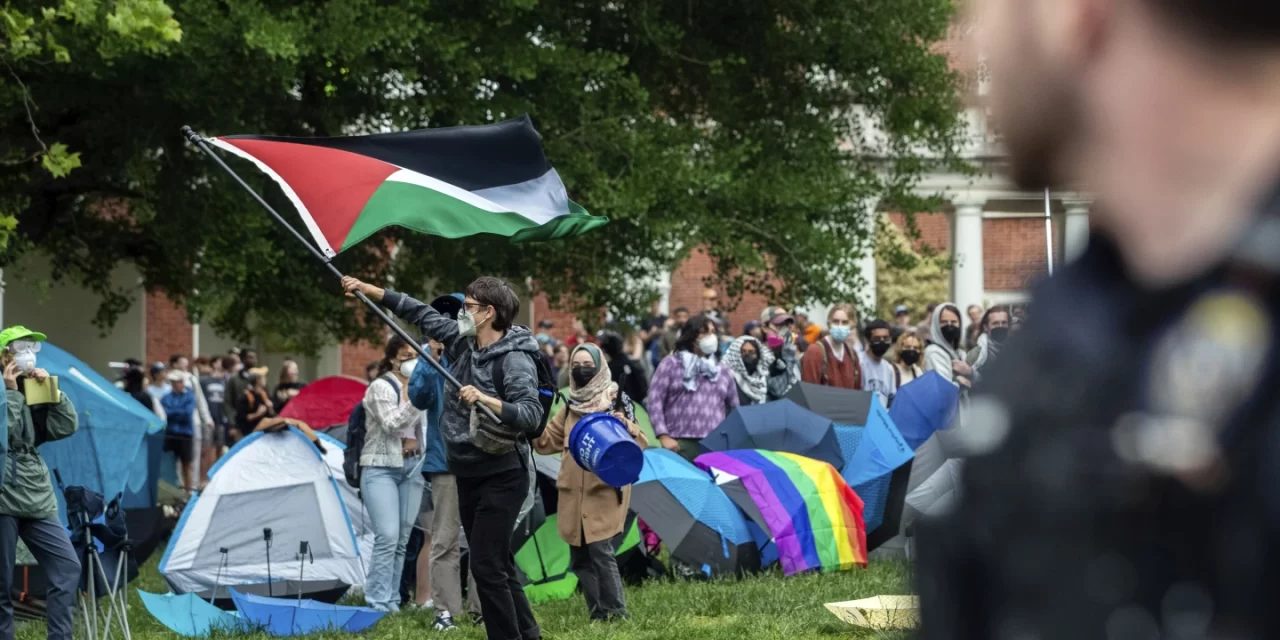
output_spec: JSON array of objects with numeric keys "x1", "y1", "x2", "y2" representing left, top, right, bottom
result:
[
  {"x1": 492, "y1": 352, "x2": 509, "y2": 400},
  {"x1": 819, "y1": 339, "x2": 834, "y2": 385}
]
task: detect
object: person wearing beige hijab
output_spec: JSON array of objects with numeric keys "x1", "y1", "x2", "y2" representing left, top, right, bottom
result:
[{"x1": 533, "y1": 344, "x2": 647, "y2": 621}]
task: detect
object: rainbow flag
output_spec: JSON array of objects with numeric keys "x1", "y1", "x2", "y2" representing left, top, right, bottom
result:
[{"x1": 696, "y1": 450, "x2": 867, "y2": 576}]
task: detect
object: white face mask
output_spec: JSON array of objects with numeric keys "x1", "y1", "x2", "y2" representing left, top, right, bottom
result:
[
  {"x1": 457, "y1": 307, "x2": 489, "y2": 338},
  {"x1": 698, "y1": 335, "x2": 720, "y2": 356},
  {"x1": 14, "y1": 352, "x2": 36, "y2": 374},
  {"x1": 399, "y1": 358, "x2": 417, "y2": 378}
]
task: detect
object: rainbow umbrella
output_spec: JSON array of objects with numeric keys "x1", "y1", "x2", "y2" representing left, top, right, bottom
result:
[{"x1": 695, "y1": 450, "x2": 867, "y2": 577}]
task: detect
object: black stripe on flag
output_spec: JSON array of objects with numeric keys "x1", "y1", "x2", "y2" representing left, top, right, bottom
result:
[{"x1": 223, "y1": 115, "x2": 551, "y2": 192}]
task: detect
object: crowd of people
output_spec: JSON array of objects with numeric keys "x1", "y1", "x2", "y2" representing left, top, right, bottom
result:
[
  {"x1": 116, "y1": 349, "x2": 310, "y2": 494},
  {"x1": 529, "y1": 297, "x2": 1025, "y2": 462}
]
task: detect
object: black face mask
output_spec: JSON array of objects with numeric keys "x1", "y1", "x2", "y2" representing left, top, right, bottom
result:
[
  {"x1": 940, "y1": 324, "x2": 962, "y2": 346},
  {"x1": 571, "y1": 365, "x2": 597, "y2": 388},
  {"x1": 869, "y1": 342, "x2": 891, "y2": 358},
  {"x1": 900, "y1": 349, "x2": 920, "y2": 366},
  {"x1": 989, "y1": 327, "x2": 1010, "y2": 344},
  {"x1": 741, "y1": 354, "x2": 759, "y2": 375}
]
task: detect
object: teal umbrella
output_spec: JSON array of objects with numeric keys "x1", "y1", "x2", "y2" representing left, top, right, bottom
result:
[{"x1": 138, "y1": 591, "x2": 246, "y2": 637}]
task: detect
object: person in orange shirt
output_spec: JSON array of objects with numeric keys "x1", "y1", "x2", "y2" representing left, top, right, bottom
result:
[
  {"x1": 800, "y1": 304, "x2": 862, "y2": 390},
  {"x1": 796, "y1": 311, "x2": 823, "y2": 346}
]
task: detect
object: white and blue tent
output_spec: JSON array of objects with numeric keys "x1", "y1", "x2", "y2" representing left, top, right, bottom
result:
[{"x1": 160, "y1": 427, "x2": 373, "y2": 596}]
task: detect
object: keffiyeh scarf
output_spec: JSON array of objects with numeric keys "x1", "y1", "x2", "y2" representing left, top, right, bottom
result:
[
  {"x1": 723, "y1": 336, "x2": 774, "y2": 404},
  {"x1": 677, "y1": 350, "x2": 721, "y2": 392}
]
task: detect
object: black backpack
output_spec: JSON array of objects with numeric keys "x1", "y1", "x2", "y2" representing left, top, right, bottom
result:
[
  {"x1": 343, "y1": 377, "x2": 399, "y2": 487},
  {"x1": 492, "y1": 351, "x2": 559, "y2": 440}
]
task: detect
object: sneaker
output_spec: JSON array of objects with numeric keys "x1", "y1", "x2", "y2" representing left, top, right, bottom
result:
[
  {"x1": 406, "y1": 599, "x2": 433, "y2": 611},
  {"x1": 432, "y1": 612, "x2": 457, "y2": 631}
]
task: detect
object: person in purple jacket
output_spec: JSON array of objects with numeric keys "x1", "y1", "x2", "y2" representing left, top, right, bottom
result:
[{"x1": 646, "y1": 314, "x2": 739, "y2": 462}]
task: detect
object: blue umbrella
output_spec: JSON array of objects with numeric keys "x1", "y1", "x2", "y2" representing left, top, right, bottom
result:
[
  {"x1": 889, "y1": 371, "x2": 959, "y2": 451},
  {"x1": 630, "y1": 449, "x2": 760, "y2": 576},
  {"x1": 698, "y1": 399, "x2": 844, "y2": 470},
  {"x1": 230, "y1": 589, "x2": 385, "y2": 635},
  {"x1": 138, "y1": 591, "x2": 246, "y2": 637},
  {"x1": 833, "y1": 401, "x2": 914, "y2": 549}
]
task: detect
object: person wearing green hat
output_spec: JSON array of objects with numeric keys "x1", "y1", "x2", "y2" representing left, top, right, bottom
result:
[{"x1": 0, "y1": 326, "x2": 80, "y2": 640}]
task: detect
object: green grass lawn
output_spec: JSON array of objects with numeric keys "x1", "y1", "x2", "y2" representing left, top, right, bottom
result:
[{"x1": 18, "y1": 556, "x2": 914, "y2": 639}]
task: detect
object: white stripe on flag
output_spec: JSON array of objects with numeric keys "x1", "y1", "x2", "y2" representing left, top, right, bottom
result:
[{"x1": 385, "y1": 169, "x2": 562, "y2": 225}]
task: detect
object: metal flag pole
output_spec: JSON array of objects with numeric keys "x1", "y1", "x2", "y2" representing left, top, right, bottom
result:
[
  {"x1": 181, "y1": 126, "x2": 500, "y2": 423},
  {"x1": 1044, "y1": 188, "x2": 1055, "y2": 276}
]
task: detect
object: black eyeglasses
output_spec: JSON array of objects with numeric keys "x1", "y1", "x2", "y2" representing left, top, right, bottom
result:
[{"x1": 463, "y1": 302, "x2": 488, "y2": 312}]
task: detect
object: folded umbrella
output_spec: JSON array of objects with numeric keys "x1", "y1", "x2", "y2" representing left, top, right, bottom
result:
[
  {"x1": 698, "y1": 399, "x2": 844, "y2": 470},
  {"x1": 230, "y1": 589, "x2": 385, "y2": 635},
  {"x1": 138, "y1": 591, "x2": 246, "y2": 637},
  {"x1": 629, "y1": 449, "x2": 759, "y2": 577}
]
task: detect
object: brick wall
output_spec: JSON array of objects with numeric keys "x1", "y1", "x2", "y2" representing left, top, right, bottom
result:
[
  {"x1": 341, "y1": 339, "x2": 386, "y2": 379},
  {"x1": 983, "y1": 218, "x2": 1050, "y2": 291},
  {"x1": 668, "y1": 248, "x2": 773, "y2": 335},
  {"x1": 145, "y1": 293, "x2": 192, "y2": 365},
  {"x1": 888, "y1": 212, "x2": 952, "y2": 255},
  {"x1": 531, "y1": 294, "x2": 583, "y2": 342}
]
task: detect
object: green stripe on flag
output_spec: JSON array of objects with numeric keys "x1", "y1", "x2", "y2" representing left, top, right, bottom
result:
[{"x1": 342, "y1": 180, "x2": 607, "y2": 250}]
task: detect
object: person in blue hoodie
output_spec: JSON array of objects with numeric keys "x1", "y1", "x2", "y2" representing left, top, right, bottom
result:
[{"x1": 408, "y1": 294, "x2": 480, "y2": 631}]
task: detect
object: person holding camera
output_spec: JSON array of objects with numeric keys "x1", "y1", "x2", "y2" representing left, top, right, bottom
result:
[
  {"x1": 342, "y1": 275, "x2": 544, "y2": 640},
  {"x1": 0, "y1": 327, "x2": 79, "y2": 640}
]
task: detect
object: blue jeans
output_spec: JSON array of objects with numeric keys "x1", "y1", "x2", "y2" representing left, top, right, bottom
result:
[
  {"x1": 0, "y1": 516, "x2": 81, "y2": 640},
  {"x1": 361, "y1": 456, "x2": 425, "y2": 610}
]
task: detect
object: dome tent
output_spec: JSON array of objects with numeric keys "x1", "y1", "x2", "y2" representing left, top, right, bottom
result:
[{"x1": 159, "y1": 426, "x2": 372, "y2": 601}]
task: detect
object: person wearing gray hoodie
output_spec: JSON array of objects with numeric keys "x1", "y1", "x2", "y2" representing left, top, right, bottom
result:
[
  {"x1": 924, "y1": 302, "x2": 967, "y2": 387},
  {"x1": 343, "y1": 275, "x2": 542, "y2": 640}
]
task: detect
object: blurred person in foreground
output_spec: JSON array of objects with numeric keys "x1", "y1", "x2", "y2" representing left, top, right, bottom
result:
[
  {"x1": 918, "y1": 1, "x2": 1280, "y2": 638},
  {"x1": 0, "y1": 328, "x2": 79, "y2": 640}
]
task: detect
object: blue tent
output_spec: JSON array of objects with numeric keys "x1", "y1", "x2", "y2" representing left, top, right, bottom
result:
[
  {"x1": 36, "y1": 343, "x2": 164, "y2": 522},
  {"x1": 889, "y1": 371, "x2": 959, "y2": 451}
]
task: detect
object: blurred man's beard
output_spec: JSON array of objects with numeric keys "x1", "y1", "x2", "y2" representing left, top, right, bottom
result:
[{"x1": 990, "y1": 43, "x2": 1082, "y2": 190}]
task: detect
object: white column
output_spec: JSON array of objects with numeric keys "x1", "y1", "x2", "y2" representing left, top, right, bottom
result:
[
  {"x1": 656, "y1": 268, "x2": 672, "y2": 316},
  {"x1": 951, "y1": 196, "x2": 986, "y2": 318},
  {"x1": 1063, "y1": 200, "x2": 1091, "y2": 262},
  {"x1": 856, "y1": 200, "x2": 879, "y2": 315}
]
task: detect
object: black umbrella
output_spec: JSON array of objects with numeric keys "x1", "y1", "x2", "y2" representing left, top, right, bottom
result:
[
  {"x1": 785, "y1": 382, "x2": 875, "y2": 426},
  {"x1": 698, "y1": 399, "x2": 845, "y2": 470},
  {"x1": 629, "y1": 450, "x2": 760, "y2": 577}
]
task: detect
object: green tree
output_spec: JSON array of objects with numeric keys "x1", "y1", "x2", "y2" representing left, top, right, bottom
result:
[{"x1": 2, "y1": 0, "x2": 963, "y2": 354}]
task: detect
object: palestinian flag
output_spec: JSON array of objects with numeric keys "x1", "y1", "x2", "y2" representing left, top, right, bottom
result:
[{"x1": 211, "y1": 115, "x2": 606, "y2": 256}]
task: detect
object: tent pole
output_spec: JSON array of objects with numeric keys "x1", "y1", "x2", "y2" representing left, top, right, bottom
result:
[{"x1": 180, "y1": 126, "x2": 499, "y2": 424}]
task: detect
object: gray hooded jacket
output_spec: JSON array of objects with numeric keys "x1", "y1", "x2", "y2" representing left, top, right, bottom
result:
[{"x1": 382, "y1": 290, "x2": 545, "y2": 477}]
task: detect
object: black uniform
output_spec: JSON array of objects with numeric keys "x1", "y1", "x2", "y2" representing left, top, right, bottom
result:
[{"x1": 918, "y1": 184, "x2": 1280, "y2": 639}]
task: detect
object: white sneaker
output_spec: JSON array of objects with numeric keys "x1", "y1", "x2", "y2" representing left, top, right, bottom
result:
[{"x1": 432, "y1": 612, "x2": 457, "y2": 631}]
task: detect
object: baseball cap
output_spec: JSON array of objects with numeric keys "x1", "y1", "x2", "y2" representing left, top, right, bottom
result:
[
  {"x1": 150, "y1": 362, "x2": 167, "y2": 376},
  {"x1": 894, "y1": 305, "x2": 910, "y2": 315},
  {"x1": 0, "y1": 326, "x2": 47, "y2": 350},
  {"x1": 759, "y1": 306, "x2": 794, "y2": 326}
]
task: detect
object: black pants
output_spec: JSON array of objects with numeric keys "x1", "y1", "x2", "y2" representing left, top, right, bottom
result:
[
  {"x1": 458, "y1": 468, "x2": 540, "y2": 640},
  {"x1": 570, "y1": 533, "x2": 627, "y2": 620}
]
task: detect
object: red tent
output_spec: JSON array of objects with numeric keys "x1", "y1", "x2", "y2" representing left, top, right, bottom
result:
[{"x1": 278, "y1": 376, "x2": 368, "y2": 430}]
